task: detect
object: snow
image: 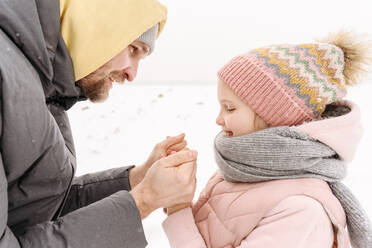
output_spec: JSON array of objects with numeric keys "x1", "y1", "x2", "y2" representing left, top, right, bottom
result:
[{"x1": 68, "y1": 81, "x2": 372, "y2": 247}]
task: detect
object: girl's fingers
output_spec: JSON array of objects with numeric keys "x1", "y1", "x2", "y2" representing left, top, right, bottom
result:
[
  {"x1": 160, "y1": 150, "x2": 197, "y2": 168},
  {"x1": 166, "y1": 144, "x2": 189, "y2": 156},
  {"x1": 168, "y1": 140, "x2": 187, "y2": 152},
  {"x1": 163, "y1": 133, "x2": 185, "y2": 148}
]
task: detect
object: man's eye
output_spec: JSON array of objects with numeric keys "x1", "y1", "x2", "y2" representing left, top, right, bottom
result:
[{"x1": 130, "y1": 45, "x2": 137, "y2": 54}]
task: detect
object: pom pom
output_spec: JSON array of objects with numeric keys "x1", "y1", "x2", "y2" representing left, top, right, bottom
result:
[{"x1": 318, "y1": 30, "x2": 372, "y2": 86}]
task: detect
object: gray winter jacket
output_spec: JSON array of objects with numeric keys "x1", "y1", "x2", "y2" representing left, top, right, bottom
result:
[{"x1": 0, "y1": 0, "x2": 147, "y2": 247}]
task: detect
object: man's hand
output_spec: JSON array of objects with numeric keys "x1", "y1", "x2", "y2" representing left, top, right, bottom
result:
[
  {"x1": 129, "y1": 133, "x2": 187, "y2": 189},
  {"x1": 130, "y1": 149, "x2": 197, "y2": 219}
]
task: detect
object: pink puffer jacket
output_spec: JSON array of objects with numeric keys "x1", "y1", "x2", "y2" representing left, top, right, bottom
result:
[{"x1": 163, "y1": 101, "x2": 361, "y2": 248}]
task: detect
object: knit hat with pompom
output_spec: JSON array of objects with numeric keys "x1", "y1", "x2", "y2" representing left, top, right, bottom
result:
[{"x1": 218, "y1": 31, "x2": 372, "y2": 126}]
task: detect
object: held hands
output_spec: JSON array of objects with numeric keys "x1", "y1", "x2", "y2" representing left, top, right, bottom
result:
[
  {"x1": 143, "y1": 133, "x2": 187, "y2": 169},
  {"x1": 130, "y1": 149, "x2": 198, "y2": 219},
  {"x1": 164, "y1": 149, "x2": 195, "y2": 216},
  {"x1": 129, "y1": 133, "x2": 187, "y2": 189}
]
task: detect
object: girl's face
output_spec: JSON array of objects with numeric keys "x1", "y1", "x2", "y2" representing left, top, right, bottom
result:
[{"x1": 216, "y1": 79, "x2": 268, "y2": 137}]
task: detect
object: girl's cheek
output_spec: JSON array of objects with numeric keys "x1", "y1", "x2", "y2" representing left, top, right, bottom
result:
[
  {"x1": 225, "y1": 117, "x2": 237, "y2": 133},
  {"x1": 224, "y1": 117, "x2": 231, "y2": 128}
]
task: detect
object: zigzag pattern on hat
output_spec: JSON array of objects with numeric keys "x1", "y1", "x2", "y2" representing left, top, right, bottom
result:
[
  {"x1": 251, "y1": 44, "x2": 347, "y2": 115},
  {"x1": 301, "y1": 44, "x2": 346, "y2": 90},
  {"x1": 275, "y1": 45, "x2": 344, "y2": 101},
  {"x1": 300, "y1": 45, "x2": 347, "y2": 99}
]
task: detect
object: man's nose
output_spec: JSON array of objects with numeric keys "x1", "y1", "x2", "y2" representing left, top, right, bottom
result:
[
  {"x1": 111, "y1": 57, "x2": 139, "y2": 82},
  {"x1": 124, "y1": 58, "x2": 139, "y2": 82},
  {"x1": 109, "y1": 48, "x2": 141, "y2": 81}
]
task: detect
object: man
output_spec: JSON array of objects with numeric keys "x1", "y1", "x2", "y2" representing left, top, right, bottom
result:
[{"x1": 0, "y1": 0, "x2": 197, "y2": 247}]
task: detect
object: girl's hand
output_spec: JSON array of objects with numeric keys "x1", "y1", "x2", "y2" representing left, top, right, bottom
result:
[{"x1": 144, "y1": 133, "x2": 187, "y2": 169}]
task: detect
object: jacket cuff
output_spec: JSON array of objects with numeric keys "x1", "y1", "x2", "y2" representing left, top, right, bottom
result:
[
  {"x1": 162, "y1": 207, "x2": 206, "y2": 247},
  {"x1": 61, "y1": 165, "x2": 135, "y2": 216}
]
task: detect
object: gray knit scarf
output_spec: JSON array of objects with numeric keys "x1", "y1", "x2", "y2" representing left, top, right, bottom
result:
[{"x1": 214, "y1": 126, "x2": 371, "y2": 248}]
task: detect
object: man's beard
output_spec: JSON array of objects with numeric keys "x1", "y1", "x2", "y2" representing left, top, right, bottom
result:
[
  {"x1": 76, "y1": 64, "x2": 112, "y2": 103},
  {"x1": 77, "y1": 67, "x2": 127, "y2": 103},
  {"x1": 77, "y1": 76, "x2": 110, "y2": 103}
]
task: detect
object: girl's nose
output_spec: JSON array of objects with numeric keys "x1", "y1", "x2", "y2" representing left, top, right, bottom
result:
[{"x1": 216, "y1": 113, "x2": 224, "y2": 126}]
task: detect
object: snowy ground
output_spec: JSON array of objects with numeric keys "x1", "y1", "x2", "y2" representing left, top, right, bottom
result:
[{"x1": 68, "y1": 81, "x2": 372, "y2": 247}]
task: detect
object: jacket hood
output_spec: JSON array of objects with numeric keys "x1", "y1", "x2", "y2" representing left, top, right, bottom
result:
[
  {"x1": 296, "y1": 100, "x2": 363, "y2": 164},
  {"x1": 0, "y1": 0, "x2": 85, "y2": 108},
  {"x1": 0, "y1": 0, "x2": 59, "y2": 83},
  {"x1": 60, "y1": 0, "x2": 167, "y2": 81}
]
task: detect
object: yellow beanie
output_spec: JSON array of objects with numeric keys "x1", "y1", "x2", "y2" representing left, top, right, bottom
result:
[{"x1": 60, "y1": 0, "x2": 167, "y2": 81}]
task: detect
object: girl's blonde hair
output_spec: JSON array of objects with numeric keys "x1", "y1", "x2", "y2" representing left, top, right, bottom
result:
[{"x1": 253, "y1": 112, "x2": 269, "y2": 131}]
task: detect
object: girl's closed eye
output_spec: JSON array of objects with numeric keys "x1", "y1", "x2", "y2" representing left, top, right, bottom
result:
[{"x1": 225, "y1": 105, "x2": 236, "y2": 112}]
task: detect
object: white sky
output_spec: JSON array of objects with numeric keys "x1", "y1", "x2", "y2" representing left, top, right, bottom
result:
[{"x1": 137, "y1": 0, "x2": 372, "y2": 82}]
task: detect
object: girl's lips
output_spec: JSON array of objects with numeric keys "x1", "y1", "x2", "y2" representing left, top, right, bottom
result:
[{"x1": 223, "y1": 131, "x2": 233, "y2": 137}]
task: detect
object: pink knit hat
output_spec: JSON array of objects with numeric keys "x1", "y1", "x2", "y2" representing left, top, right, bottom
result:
[{"x1": 218, "y1": 31, "x2": 372, "y2": 126}]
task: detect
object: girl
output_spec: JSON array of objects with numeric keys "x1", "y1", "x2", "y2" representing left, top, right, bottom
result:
[{"x1": 162, "y1": 31, "x2": 372, "y2": 248}]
